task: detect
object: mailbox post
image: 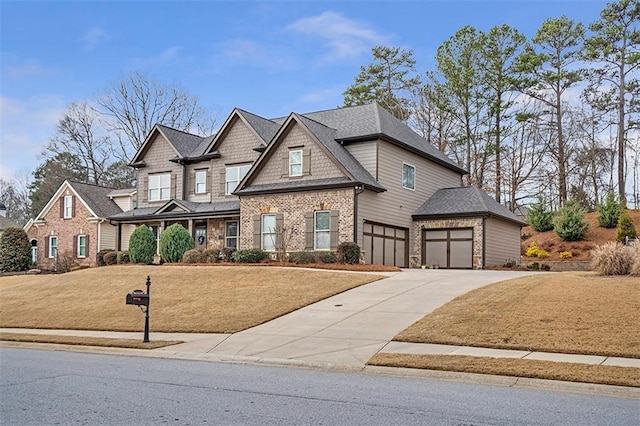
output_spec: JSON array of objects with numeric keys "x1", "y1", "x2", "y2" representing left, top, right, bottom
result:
[{"x1": 125, "y1": 275, "x2": 151, "y2": 343}]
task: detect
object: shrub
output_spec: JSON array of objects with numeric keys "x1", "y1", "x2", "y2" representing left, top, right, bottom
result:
[
  {"x1": 232, "y1": 248, "x2": 268, "y2": 263},
  {"x1": 317, "y1": 251, "x2": 337, "y2": 263},
  {"x1": 159, "y1": 224, "x2": 194, "y2": 263},
  {"x1": 527, "y1": 197, "x2": 554, "y2": 232},
  {"x1": 96, "y1": 249, "x2": 114, "y2": 266},
  {"x1": 117, "y1": 251, "x2": 130, "y2": 264},
  {"x1": 288, "y1": 251, "x2": 317, "y2": 264},
  {"x1": 103, "y1": 251, "x2": 118, "y2": 265},
  {"x1": 616, "y1": 209, "x2": 637, "y2": 243},
  {"x1": 220, "y1": 247, "x2": 236, "y2": 263},
  {"x1": 559, "y1": 251, "x2": 573, "y2": 259},
  {"x1": 202, "y1": 248, "x2": 220, "y2": 263},
  {"x1": 525, "y1": 242, "x2": 540, "y2": 257},
  {"x1": 0, "y1": 227, "x2": 31, "y2": 272},
  {"x1": 129, "y1": 225, "x2": 156, "y2": 264},
  {"x1": 536, "y1": 249, "x2": 549, "y2": 259},
  {"x1": 597, "y1": 192, "x2": 621, "y2": 228},
  {"x1": 521, "y1": 232, "x2": 531, "y2": 240},
  {"x1": 554, "y1": 201, "x2": 588, "y2": 241},
  {"x1": 590, "y1": 242, "x2": 634, "y2": 275},
  {"x1": 55, "y1": 250, "x2": 76, "y2": 273},
  {"x1": 336, "y1": 242, "x2": 361, "y2": 264},
  {"x1": 182, "y1": 249, "x2": 204, "y2": 263},
  {"x1": 527, "y1": 262, "x2": 540, "y2": 270}
]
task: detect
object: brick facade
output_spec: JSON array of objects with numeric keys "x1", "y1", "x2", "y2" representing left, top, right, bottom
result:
[
  {"x1": 239, "y1": 189, "x2": 355, "y2": 253},
  {"x1": 412, "y1": 217, "x2": 483, "y2": 269}
]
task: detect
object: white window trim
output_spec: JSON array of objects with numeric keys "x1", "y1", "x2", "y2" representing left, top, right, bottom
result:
[
  {"x1": 48, "y1": 235, "x2": 57, "y2": 258},
  {"x1": 77, "y1": 234, "x2": 87, "y2": 258},
  {"x1": 225, "y1": 165, "x2": 251, "y2": 195},
  {"x1": 195, "y1": 170, "x2": 207, "y2": 194},
  {"x1": 289, "y1": 150, "x2": 303, "y2": 177},
  {"x1": 225, "y1": 220, "x2": 239, "y2": 250},
  {"x1": 402, "y1": 163, "x2": 416, "y2": 191},
  {"x1": 149, "y1": 173, "x2": 171, "y2": 202},
  {"x1": 261, "y1": 214, "x2": 276, "y2": 251},
  {"x1": 63, "y1": 195, "x2": 73, "y2": 218},
  {"x1": 314, "y1": 210, "x2": 331, "y2": 251}
]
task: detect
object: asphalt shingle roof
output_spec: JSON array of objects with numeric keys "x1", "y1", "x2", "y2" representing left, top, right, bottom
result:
[
  {"x1": 156, "y1": 124, "x2": 208, "y2": 157},
  {"x1": 235, "y1": 177, "x2": 355, "y2": 195},
  {"x1": 68, "y1": 181, "x2": 124, "y2": 218},
  {"x1": 108, "y1": 200, "x2": 240, "y2": 221},
  {"x1": 237, "y1": 109, "x2": 280, "y2": 144},
  {"x1": 413, "y1": 186, "x2": 527, "y2": 225}
]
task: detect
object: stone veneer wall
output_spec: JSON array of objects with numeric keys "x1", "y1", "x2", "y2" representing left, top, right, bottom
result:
[
  {"x1": 412, "y1": 217, "x2": 484, "y2": 269},
  {"x1": 239, "y1": 189, "x2": 355, "y2": 252},
  {"x1": 206, "y1": 218, "x2": 226, "y2": 249}
]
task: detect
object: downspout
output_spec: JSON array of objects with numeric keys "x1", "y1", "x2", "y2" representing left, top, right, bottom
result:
[
  {"x1": 353, "y1": 185, "x2": 364, "y2": 243},
  {"x1": 181, "y1": 159, "x2": 187, "y2": 200},
  {"x1": 97, "y1": 219, "x2": 105, "y2": 252},
  {"x1": 481, "y1": 216, "x2": 486, "y2": 270}
]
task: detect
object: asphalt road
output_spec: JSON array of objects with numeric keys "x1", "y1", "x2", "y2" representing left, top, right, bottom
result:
[{"x1": 1, "y1": 348, "x2": 637, "y2": 425}]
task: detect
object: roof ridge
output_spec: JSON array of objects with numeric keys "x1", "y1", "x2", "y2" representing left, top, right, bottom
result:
[
  {"x1": 157, "y1": 123, "x2": 205, "y2": 138},
  {"x1": 68, "y1": 180, "x2": 116, "y2": 190},
  {"x1": 296, "y1": 113, "x2": 337, "y2": 131}
]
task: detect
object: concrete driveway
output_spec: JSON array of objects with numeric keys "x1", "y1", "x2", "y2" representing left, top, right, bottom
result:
[{"x1": 157, "y1": 269, "x2": 537, "y2": 368}]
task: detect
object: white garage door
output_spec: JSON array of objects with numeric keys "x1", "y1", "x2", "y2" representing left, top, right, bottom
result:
[
  {"x1": 363, "y1": 221, "x2": 408, "y2": 267},
  {"x1": 423, "y1": 228, "x2": 473, "y2": 269}
]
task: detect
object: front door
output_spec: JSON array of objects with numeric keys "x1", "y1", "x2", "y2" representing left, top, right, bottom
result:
[{"x1": 195, "y1": 223, "x2": 207, "y2": 249}]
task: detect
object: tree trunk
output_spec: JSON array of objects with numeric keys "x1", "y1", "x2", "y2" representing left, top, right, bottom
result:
[{"x1": 618, "y1": 61, "x2": 626, "y2": 208}]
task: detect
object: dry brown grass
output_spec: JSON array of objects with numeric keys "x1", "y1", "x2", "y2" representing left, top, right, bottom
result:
[
  {"x1": 521, "y1": 209, "x2": 640, "y2": 261},
  {"x1": 0, "y1": 265, "x2": 383, "y2": 333},
  {"x1": 369, "y1": 354, "x2": 640, "y2": 388},
  {"x1": 395, "y1": 272, "x2": 640, "y2": 358},
  {"x1": 0, "y1": 333, "x2": 180, "y2": 349}
]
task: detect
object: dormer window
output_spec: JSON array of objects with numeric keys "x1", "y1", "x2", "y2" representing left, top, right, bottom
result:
[
  {"x1": 289, "y1": 150, "x2": 302, "y2": 177},
  {"x1": 149, "y1": 173, "x2": 170, "y2": 201}
]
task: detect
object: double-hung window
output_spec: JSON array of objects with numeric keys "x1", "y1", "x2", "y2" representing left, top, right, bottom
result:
[
  {"x1": 261, "y1": 214, "x2": 276, "y2": 251},
  {"x1": 225, "y1": 221, "x2": 238, "y2": 250},
  {"x1": 315, "y1": 211, "x2": 331, "y2": 250},
  {"x1": 226, "y1": 164, "x2": 251, "y2": 195},
  {"x1": 77, "y1": 235, "x2": 87, "y2": 258},
  {"x1": 289, "y1": 150, "x2": 302, "y2": 177},
  {"x1": 48, "y1": 236, "x2": 58, "y2": 258},
  {"x1": 63, "y1": 195, "x2": 73, "y2": 218},
  {"x1": 195, "y1": 170, "x2": 207, "y2": 194},
  {"x1": 402, "y1": 163, "x2": 415, "y2": 190},
  {"x1": 149, "y1": 174, "x2": 170, "y2": 201}
]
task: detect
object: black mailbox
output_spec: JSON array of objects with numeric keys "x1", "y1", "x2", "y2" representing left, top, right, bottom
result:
[{"x1": 126, "y1": 290, "x2": 149, "y2": 306}]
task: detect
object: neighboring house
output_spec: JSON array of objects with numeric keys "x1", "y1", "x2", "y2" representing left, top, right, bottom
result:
[
  {"x1": 0, "y1": 204, "x2": 21, "y2": 238},
  {"x1": 109, "y1": 103, "x2": 523, "y2": 268},
  {"x1": 24, "y1": 180, "x2": 136, "y2": 269}
]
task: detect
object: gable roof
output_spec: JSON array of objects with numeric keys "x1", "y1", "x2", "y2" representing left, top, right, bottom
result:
[
  {"x1": 130, "y1": 124, "x2": 212, "y2": 166},
  {"x1": 413, "y1": 186, "x2": 527, "y2": 226},
  {"x1": 235, "y1": 112, "x2": 385, "y2": 195},
  {"x1": 108, "y1": 200, "x2": 240, "y2": 222},
  {"x1": 204, "y1": 108, "x2": 280, "y2": 154}
]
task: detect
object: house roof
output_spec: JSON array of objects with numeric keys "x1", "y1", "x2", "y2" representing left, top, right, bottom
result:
[
  {"x1": 156, "y1": 124, "x2": 207, "y2": 157},
  {"x1": 107, "y1": 188, "x2": 137, "y2": 198},
  {"x1": 68, "y1": 181, "x2": 124, "y2": 218},
  {"x1": 0, "y1": 215, "x2": 20, "y2": 230},
  {"x1": 108, "y1": 200, "x2": 240, "y2": 221},
  {"x1": 413, "y1": 186, "x2": 527, "y2": 226},
  {"x1": 236, "y1": 177, "x2": 356, "y2": 195},
  {"x1": 236, "y1": 109, "x2": 280, "y2": 144}
]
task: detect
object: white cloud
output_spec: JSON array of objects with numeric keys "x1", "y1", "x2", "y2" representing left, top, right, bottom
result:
[
  {"x1": 4, "y1": 60, "x2": 45, "y2": 80},
  {"x1": 133, "y1": 46, "x2": 183, "y2": 68},
  {"x1": 81, "y1": 26, "x2": 109, "y2": 51},
  {"x1": 286, "y1": 11, "x2": 388, "y2": 62},
  {"x1": 0, "y1": 96, "x2": 67, "y2": 181}
]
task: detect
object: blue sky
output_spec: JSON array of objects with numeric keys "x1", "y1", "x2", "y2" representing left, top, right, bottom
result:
[{"x1": 0, "y1": 0, "x2": 610, "y2": 182}]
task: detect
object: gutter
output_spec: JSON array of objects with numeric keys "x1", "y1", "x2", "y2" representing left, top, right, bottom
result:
[{"x1": 353, "y1": 185, "x2": 364, "y2": 243}]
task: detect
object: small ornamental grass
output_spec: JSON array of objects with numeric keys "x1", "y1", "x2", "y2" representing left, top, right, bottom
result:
[{"x1": 590, "y1": 242, "x2": 634, "y2": 276}]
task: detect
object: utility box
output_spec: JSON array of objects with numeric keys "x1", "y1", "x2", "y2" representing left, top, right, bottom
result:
[{"x1": 126, "y1": 290, "x2": 149, "y2": 306}]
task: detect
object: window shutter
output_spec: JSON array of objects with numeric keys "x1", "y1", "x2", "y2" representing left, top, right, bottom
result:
[
  {"x1": 45, "y1": 236, "x2": 50, "y2": 257},
  {"x1": 72, "y1": 196, "x2": 76, "y2": 217},
  {"x1": 170, "y1": 173, "x2": 176, "y2": 199},
  {"x1": 206, "y1": 170, "x2": 212, "y2": 194},
  {"x1": 59, "y1": 198, "x2": 64, "y2": 218},
  {"x1": 304, "y1": 212, "x2": 314, "y2": 250},
  {"x1": 282, "y1": 155, "x2": 289, "y2": 177},
  {"x1": 220, "y1": 168, "x2": 227, "y2": 196},
  {"x1": 252, "y1": 215, "x2": 261, "y2": 249},
  {"x1": 86, "y1": 235, "x2": 90, "y2": 257},
  {"x1": 188, "y1": 172, "x2": 195, "y2": 195},
  {"x1": 73, "y1": 235, "x2": 78, "y2": 258},
  {"x1": 330, "y1": 210, "x2": 340, "y2": 250},
  {"x1": 142, "y1": 177, "x2": 148, "y2": 203},
  {"x1": 302, "y1": 148, "x2": 311, "y2": 176},
  {"x1": 275, "y1": 213, "x2": 284, "y2": 250}
]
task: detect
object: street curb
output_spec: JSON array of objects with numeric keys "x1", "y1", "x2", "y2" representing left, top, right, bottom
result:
[{"x1": 3, "y1": 341, "x2": 638, "y2": 400}]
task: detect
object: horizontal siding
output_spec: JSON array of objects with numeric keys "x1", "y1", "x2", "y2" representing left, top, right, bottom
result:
[
  {"x1": 111, "y1": 196, "x2": 132, "y2": 211},
  {"x1": 357, "y1": 140, "x2": 462, "y2": 256},
  {"x1": 345, "y1": 141, "x2": 377, "y2": 179},
  {"x1": 120, "y1": 224, "x2": 136, "y2": 250},
  {"x1": 484, "y1": 217, "x2": 522, "y2": 266},
  {"x1": 100, "y1": 222, "x2": 116, "y2": 251}
]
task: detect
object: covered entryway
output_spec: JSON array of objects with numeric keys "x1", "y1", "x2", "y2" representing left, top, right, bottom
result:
[
  {"x1": 363, "y1": 220, "x2": 408, "y2": 267},
  {"x1": 423, "y1": 228, "x2": 473, "y2": 269}
]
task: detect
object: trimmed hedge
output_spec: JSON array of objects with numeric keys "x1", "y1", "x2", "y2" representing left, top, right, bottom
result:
[
  {"x1": 129, "y1": 225, "x2": 156, "y2": 264},
  {"x1": 0, "y1": 227, "x2": 31, "y2": 272},
  {"x1": 336, "y1": 242, "x2": 360, "y2": 264},
  {"x1": 159, "y1": 223, "x2": 194, "y2": 263},
  {"x1": 232, "y1": 249, "x2": 267, "y2": 263}
]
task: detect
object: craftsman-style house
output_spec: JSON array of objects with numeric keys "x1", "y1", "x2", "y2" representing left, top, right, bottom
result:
[{"x1": 108, "y1": 103, "x2": 525, "y2": 268}]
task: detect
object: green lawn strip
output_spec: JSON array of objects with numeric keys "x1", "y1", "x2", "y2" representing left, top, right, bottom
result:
[
  {"x1": 0, "y1": 333, "x2": 182, "y2": 350},
  {"x1": 368, "y1": 353, "x2": 640, "y2": 388}
]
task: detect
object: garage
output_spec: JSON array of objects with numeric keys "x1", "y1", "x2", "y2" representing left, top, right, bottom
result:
[
  {"x1": 423, "y1": 228, "x2": 473, "y2": 269},
  {"x1": 362, "y1": 220, "x2": 408, "y2": 267}
]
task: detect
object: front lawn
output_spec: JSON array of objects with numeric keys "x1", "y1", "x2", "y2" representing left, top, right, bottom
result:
[{"x1": 0, "y1": 265, "x2": 384, "y2": 333}]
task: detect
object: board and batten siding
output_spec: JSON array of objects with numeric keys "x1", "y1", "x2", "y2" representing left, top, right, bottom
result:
[
  {"x1": 484, "y1": 217, "x2": 522, "y2": 266},
  {"x1": 136, "y1": 133, "x2": 183, "y2": 209},
  {"x1": 210, "y1": 117, "x2": 263, "y2": 203},
  {"x1": 356, "y1": 140, "x2": 462, "y2": 256},
  {"x1": 345, "y1": 141, "x2": 377, "y2": 180}
]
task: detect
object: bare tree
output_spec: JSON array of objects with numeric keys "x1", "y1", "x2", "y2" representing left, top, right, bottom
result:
[
  {"x1": 0, "y1": 172, "x2": 31, "y2": 226},
  {"x1": 96, "y1": 71, "x2": 217, "y2": 161}
]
